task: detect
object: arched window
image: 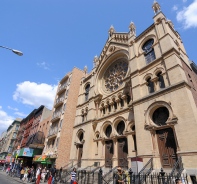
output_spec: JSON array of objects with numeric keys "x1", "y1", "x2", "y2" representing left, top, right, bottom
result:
[
  {"x1": 105, "y1": 125, "x2": 112, "y2": 138},
  {"x1": 157, "y1": 72, "x2": 165, "y2": 89},
  {"x1": 127, "y1": 94, "x2": 131, "y2": 104},
  {"x1": 142, "y1": 39, "x2": 156, "y2": 64},
  {"x1": 147, "y1": 77, "x2": 155, "y2": 93},
  {"x1": 85, "y1": 84, "x2": 90, "y2": 101},
  {"x1": 79, "y1": 132, "x2": 84, "y2": 142},
  {"x1": 120, "y1": 98, "x2": 124, "y2": 107},
  {"x1": 114, "y1": 101, "x2": 117, "y2": 110},
  {"x1": 117, "y1": 121, "x2": 125, "y2": 135}
]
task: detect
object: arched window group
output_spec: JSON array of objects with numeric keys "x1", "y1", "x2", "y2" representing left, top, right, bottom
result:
[
  {"x1": 146, "y1": 72, "x2": 165, "y2": 94},
  {"x1": 99, "y1": 94, "x2": 131, "y2": 117}
]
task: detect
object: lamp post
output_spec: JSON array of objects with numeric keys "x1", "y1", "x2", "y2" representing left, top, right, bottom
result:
[{"x1": 0, "y1": 45, "x2": 23, "y2": 56}]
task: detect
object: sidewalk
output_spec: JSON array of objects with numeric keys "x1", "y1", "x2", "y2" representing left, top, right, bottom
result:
[{"x1": 0, "y1": 170, "x2": 48, "y2": 184}]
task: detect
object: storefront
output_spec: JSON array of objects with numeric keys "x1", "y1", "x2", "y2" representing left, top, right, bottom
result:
[
  {"x1": 16, "y1": 147, "x2": 43, "y2": 166},
  {"x1": 33, "y1": 155, "x2": 52, "y2": 168}
]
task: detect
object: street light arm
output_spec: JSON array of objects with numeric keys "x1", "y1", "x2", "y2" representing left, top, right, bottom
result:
[{"x1": 0, "y1": 45, "x2": 23, "y2": 56}]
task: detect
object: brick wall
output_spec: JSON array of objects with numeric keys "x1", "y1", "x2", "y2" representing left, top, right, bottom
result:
[
  {"x1": 56, "y1": 67, "x2": 84, "y2": 168},
  {"x1": 181, "y1": 60, "x2": 197, "y2": 107}
]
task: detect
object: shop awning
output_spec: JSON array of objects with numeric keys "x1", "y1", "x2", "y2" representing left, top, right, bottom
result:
[
  {"x1": 17, "y1": 148, "x2": 42, "y2": 157},
  {"x1": 33, "y1": 155, "x2": 52, "y2": 164}
]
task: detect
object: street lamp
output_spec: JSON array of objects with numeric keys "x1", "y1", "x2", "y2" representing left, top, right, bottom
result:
[{"x1": 0, "y1": 45, "x2": 23, "y2": 56}]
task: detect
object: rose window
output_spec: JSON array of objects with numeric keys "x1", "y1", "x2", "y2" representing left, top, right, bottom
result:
[{"x1": 104, "y1": 58, "x2": 128, "y2": 92}]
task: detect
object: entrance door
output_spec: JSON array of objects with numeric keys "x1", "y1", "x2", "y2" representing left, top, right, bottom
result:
[
  {"x1": 78, "y1": 144, "x2": 83, "y2": 167},
  {"x1": 156, "y1": 128, "x2": 177, "y2": 168},
  {"x1": 105, "y1": 140, "x2": 113, "y2": 168},
  {"x1": 117, "y1": 138, "x2": 128, "y2": 168}
]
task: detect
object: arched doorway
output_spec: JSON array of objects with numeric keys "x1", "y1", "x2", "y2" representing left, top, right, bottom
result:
[
  {"x1": 156, "y1": 128, "x2": 177, "y2": 168},
  {"x1": 105, "y1": 125, "x2": 113, "y2": 168},
  {"x1": 117, "y1": 138, "x2": 128, "y2": 168},
  {"x1": 116, "y1": 121, "x2": 128, "y2": 168},
  {"x1": 153, "y1": 107, "x2": 178, "y2": 168},
  {"x1": 105, "y1": 140, "x2": 113, "y2": 168}
]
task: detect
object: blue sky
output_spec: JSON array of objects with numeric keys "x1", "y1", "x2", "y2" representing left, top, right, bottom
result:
[{"x1": 0, "y1": 0, "x2": 197, "y2": 135}]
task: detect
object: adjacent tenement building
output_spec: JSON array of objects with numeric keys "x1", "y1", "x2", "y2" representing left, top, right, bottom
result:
[{"x1": 43, "y1": 67, "x2": 85, "y2": 168}]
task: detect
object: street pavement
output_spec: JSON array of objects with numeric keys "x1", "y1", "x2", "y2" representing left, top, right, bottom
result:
[
  {"x1": 0, "y1": 171, "x2": 22, "y2": 184},
  {"x1": 0, "y1": 171, "x2": 49, "y2": 184}
]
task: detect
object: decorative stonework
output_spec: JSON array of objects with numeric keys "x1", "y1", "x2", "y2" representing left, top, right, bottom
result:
[
  {"x1": 129, "y1": 22, "x2": 136, "y2": 36},
  {"x1": 104, "y1": 58, "x2": 128, "y2": 92},
  {"x1": 152, "y1": 1, "x2": 161, "y2": 15},
  {"x1": 144, "y1": 101, "x2": 178, "y2": 130}
]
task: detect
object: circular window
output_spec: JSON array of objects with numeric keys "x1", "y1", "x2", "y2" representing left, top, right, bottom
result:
[
  {"x1": 117, "y1": 121, "x2": 125, "y2": 135},
  {"x1": 79, "y1": 132, "x2": 84, "y2": 142},
  {"x1": 105, "y1": 125, "x2": 112, "y2": 138},
  {"x1": 152, "y1": 107, "x2": 169, "y2": 126},
  {"x1": 104, "y1": 58, "x2": 128, "y2": 92}
]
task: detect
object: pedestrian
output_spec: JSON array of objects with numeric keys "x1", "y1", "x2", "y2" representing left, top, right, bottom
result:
[
  {"x1": 41, "y1": 167, "x2": 47, "y2": 181},
  {"x1": 36, "y1": 170, "x2": 42, "y2": 184},
  {"x1": 36, "y1": 165, "x2": 41, "y2": 179},
  {"x1": 115, "y1": 166, "x2": 125, "y2": 184},
  {"x1": 48, "y1": 172, "x2": 52, "y2": 184},
  {"x1": 20, "y1": 167, "x2": 25, "y2": 180},
  {"x1": 50, "y1": 164, "x2": 57, "y2": 184},
  {"x1": 22, "y1": 166, "x2": 29, "y2": 181},
  {"x1": 175, "y1": 179, "x2": 183, "y2": 184},
  {"x1": 59, "y1": 166, "x2": 63, "y2": 182},
  {"x1": 70, "y1": 167, "x2": 77, "y2": 184}
]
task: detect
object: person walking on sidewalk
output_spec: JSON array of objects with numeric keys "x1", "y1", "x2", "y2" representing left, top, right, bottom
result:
[
  {"x1": 20, "y1": 167, "x2": 25, "y2": 180},
  {"x1": 70, "y1": 168, "x2": 77, "y2": 184},
  {"x1": 50, "y1": 164, "x2": 57, "y2": 184},
  {"x1": 36, "y1": 170, "x2": 42, "y2": 184}
]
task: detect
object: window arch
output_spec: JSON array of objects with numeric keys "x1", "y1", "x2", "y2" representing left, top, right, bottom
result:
[
  {"x1": 146, "y1": 77, "x2": 155, "y2": 93},
  {"x1": 157, "y1": 72, "x2": 165, "y2": 89},
  {"x1": 117, "y1": 121, "x2": 125, "y2": 135},
  {"x1": 142, "y1": 39, "x2": 156, "y2": 64},
  {"x1": 105, "y1": 125, "x2": 112, "y2": 138},
  {"x1": 85, "y1": 84, "x2": 90, "y2": 101},
  {"x1": 79, "y1": 132, "x2": 84, "y2": 142}
]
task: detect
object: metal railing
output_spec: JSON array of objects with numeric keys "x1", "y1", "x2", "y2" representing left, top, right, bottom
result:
[
  {"x1": 58, "y1": 83, "x2": 67, "y2": 93},
  {"x1": 170, "y1": 157, "x2": 184, "y2": 178},
  {"x1": 98, "y1": 168, "x2": 188, "y2": 184},
  {"x1": 54, "y1": 97, "x2": 64, "y2": 107},
  {"x1": 48, "y1": 126, "x2": 58, "y2": 137},
  {"x1": 138, "y1": 158, "x2": 153, "y2": 175}
]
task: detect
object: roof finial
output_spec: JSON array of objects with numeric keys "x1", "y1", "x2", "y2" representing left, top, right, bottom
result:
[
  {"x1": 93, "y1": 55, "x2": 99, "y2": 67},
  {"x1": 108, "y1": 25, "x2": 115, "y2": 37},
  {"x1": 129, "y1": 22, "x2": 136, "y2": 36},
  {"x1": 84, "y1": 66, "x2": 88, "y2": 74},
  {"x1": 152, "y1": 1, "x2": 161, "y2": 15}
]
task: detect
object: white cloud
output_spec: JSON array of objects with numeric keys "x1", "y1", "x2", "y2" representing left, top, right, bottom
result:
[
  {"x1": 8, "y1": 106, "x2": 18, "y2": 111},
  {"x1": 14, "y1": 111, "x2": 27, "y2": 117},
  {"x1": 37, "y1": 62, "x2": 50, "y2": 70},
  {"x1": 176, "y1": 0, "x2": 197, "y2": 29},
  {"x1": 172, "y1": 5, "x2": 178, "y2": 11},
  {"x1": 0, "y1": 106, "x2": 14, "y2": 134},
  {"x1": 13, "y1": 81, "x2": 57, "y2": 109}
]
